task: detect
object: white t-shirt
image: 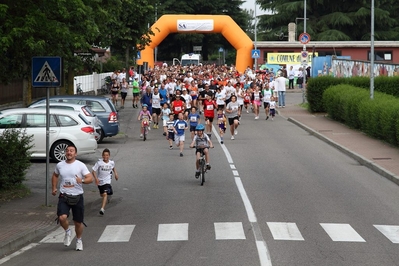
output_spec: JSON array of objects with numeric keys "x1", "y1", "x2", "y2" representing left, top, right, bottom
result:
[
  {"x1": 215, "y1": 91, "x2": 226, "y2": 105},
  {"x1": 274, "y1": 77, "x2": 287, "y2": 92},
  {"x1": 263, "y1": 89, "x2": 272, "y2": 103},
  {"x1": 152, "y1": 93, "x2": 161, "y2": 108},
  {"x1": 55, "y1": 160, "x2": 90, "y2": 195},
  {"x1": 182, "y1": 94, "x2": 192, "y2": 109},
  {"x1": 92, "y1": 159, "x2": 115, "y2": 186}
]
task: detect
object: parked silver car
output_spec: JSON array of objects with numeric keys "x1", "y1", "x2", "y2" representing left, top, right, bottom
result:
[
  {"x1": 0, "y1": 108, "x2": 97, "y2": 162},
  {"x1": 28, "y1": 102, "x2": 103, "y2": 143}
]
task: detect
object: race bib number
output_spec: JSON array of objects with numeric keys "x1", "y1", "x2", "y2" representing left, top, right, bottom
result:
[
  {"x1": 190, "y1": 116, "x2": 197, "y2": 122},
  {"x1": 153, "y1": 99, "x2": 159, "y2": 104},
  {"x1": 178, "y1": 123, "x2": 185, "y2": 129},
  {"x1": 191, "y1": 91, "x2": 197, "y2": 95},
  {"x1": 206, "y1": 105, "x2": 214, "y2": 110},
  {"x1": 175, "y1": 106, "x2": 182, "y2": 112},
  {"x1": 63, "y1": 179, "x2": 74, "y2": 188},
  {"x1": 255, "y1": 95, "x2": 259, "y2": 101}
]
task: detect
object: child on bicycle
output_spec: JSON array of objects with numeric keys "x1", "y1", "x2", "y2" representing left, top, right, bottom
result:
[
  {"x1": 189, "y1": 124, "x2": 214, "y2": 178},
  {"x1": 138, "y1": 104, "x2": 152, "y2": 138},
  {"x1": 92, "y1": 148, "x2": 119, "y2": 215}
]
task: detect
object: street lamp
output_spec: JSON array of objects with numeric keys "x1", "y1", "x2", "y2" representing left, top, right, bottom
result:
[{"x1": 254, "y1": 2, "x2": 258, "y2": 71}]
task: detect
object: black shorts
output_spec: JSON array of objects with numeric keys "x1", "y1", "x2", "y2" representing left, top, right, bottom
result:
[
  {"x1": 152, "y1": 108, "x2": 161, "y2": 116},
  {"x1": 205, "y1": 116, "x2": 214, "y2": 123},
  {"x1": 190, "y1": 125, "x2": 197, "y2": 132},
  {"x1": 57, "y1": 194, "x2": 84, "y2": 223},
  {"x1": 121, "y1": 92, "x2": 127, "y2": 99},
  {"x1": 263, "y1": 102, "x2": 270, "y2": 109},
  {"x1": 98, "y1": 184, "x2": 113, "y2": 195},
  {"x1": 167, "y1": 131, "x2": 175, "y2": 140},
  {"x1": 133, "y1": 92, "x2": 140, "y2": 97},
  {"x1": 111, "y1": 91, "x2": 118, "y2": 95},
  {"x1": 228, "y1": 116, "x2": 239, "y2": 125},
  {"x1": 195, "y1": 147, "x2": 208, "y2": 154}
]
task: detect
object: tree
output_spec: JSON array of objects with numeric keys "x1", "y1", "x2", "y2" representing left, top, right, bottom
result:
[
  {"x1": 0, "y1": 0, "x2": 154, "y2": 87},
  {"x1": 256, "y1": 0, "x2": 399, "y2": 41}
]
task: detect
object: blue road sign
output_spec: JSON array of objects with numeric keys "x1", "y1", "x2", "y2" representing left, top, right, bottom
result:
[
  {"x1": 251, "y1": 49, "x2": 260, "y2": 59},
  {"x1": 32, "y1": 57, "x2": 62, "y2": 87},
  {"x1": 137, "y1": 51, "x2": 141, "y2": 59}
]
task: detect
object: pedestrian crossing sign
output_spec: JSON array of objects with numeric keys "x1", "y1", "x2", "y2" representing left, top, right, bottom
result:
[
  {"x1": 32, "y1": 57, "x2": 62, "y2": 87},
  {"x1": 251, "y1": 49, "x2": 260, "y2": 59}
]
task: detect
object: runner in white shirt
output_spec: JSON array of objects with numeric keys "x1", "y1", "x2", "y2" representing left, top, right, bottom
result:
[
  {"x1": 152, "y1": 87, "x2": 162, "y2": 128},
  {"x1": 181, "y1": 88, "x2": 192, "y2": 120},
  {"x1": 92, "y1": 148, "x2": 119, "y2": 215},
  {"x1": 262, "y1": 84, "x2": 273, "y2": 120}
]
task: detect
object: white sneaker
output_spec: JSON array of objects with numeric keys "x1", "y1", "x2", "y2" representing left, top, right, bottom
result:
[
  {"x1": 99, "y1": 208, "x2": 105, "y2": 215},
  {"x1": 246, "y1": 110, "x2": 249, "y2": 113},
  {"x1": 231, "y1": 136, "x2": 235, "y2": 140},
  {"x1": 64, "y1": 230, "x2": 72, "y2": 247},
  {"x1": 140, "y1": 134, "x2": 143, "y2": 138},
  {"x1": 255, "y1": 116, "x2": 259, "y2": 120},
  {"x1": 234, "y1": 130, "x2": 238, "y2": 135},
  {"x1": 76, "y1": 239, "x2": 83, "y2": 251}
]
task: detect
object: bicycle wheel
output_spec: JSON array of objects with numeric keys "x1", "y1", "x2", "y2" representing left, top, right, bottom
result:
[
  {"x1": 143, "y1": 126, "x2": 147, "y2": 141},
  {"x1": 200, "y1": 158, "x2": 205, "y2": 186}
]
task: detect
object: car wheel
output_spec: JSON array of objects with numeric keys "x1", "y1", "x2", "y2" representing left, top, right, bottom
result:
[
  {"x1": 50, "y1": 140, "x2": 72, "y2": 162},
  {"x1": 97, "y1": 129, "x2": 105, "y2": 143}
]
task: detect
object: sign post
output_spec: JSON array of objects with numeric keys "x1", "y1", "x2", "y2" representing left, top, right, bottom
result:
[{"x1": 32, "y1": 56, "x2": 62, "y2": 206}]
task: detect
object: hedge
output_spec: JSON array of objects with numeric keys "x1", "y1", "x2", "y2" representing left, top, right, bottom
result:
[{"x1": 323, "y1": 85, "x2": 399, "y2": 146}]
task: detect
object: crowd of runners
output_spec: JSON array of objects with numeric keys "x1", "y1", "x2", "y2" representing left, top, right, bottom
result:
[{"x1": 132, "y1": 63, "x2": 289, "y2": 143}]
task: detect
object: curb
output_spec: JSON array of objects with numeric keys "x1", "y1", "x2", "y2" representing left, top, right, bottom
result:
[{"x1": 287, "y1": 117, "x2": 399, "y2": 186}]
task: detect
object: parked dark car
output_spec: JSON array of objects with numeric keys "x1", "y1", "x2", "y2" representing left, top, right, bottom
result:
[{"x1": 29, "y1": 95, "x2": 119, "y2": 142}]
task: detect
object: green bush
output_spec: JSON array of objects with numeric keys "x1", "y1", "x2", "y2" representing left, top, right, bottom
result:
[
  {"x1": 324, "y1": 84, "x2": 399, "y2": 146},
  {"x1": 0, "y1": 128, "x2": 33, "y2": 189},
  {"x1": 307, "y1": 76, "x2": 399, "y2": 113}
]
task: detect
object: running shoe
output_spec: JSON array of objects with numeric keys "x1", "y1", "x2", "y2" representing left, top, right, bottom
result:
[
  {"x1": 163, "y1": 132, "x2": 167, "y2": 136},
  {"x1": 255, "y1": 116, "x2": 259, "y2": 120},
  {"x1": 231, "y1": 136, "x2": 235, "y2": 140},
  {"x1": 153, "y1": 124, "x2": 157, "y2": 129},
  {"x1": 140, "y1": 134, "x2": 143, "y2": 138},
  {"x1": 169, "y1": 146, "x2": 173, "y2": 150},
  {"x1": 180, "y1": 153, "x2": 183, "y2": 157},
  {"x1": 76, "y1": 239, "x2": 83, "y2": 251},
  {"x1": 221, "y1": 140, "x2": 224, "y2": 144},
  {"x1": 99, "y1": 208, "x2": 105, "y2": 215},
  {"x1": 266, "y1": 116, "x2": 269, "y2": 120},
  {"x1": 234, "y1": 130, "x2": 238, "y2": 135},
  {"x1": 64, "y1": 230, "x2": 72, "y2": 247},
  {"x1": 195, "y1": 171, "x2": 200, "y2": 179},
  {"x1": 206, "y1": 164, "x2": 211, "y2": 170}
]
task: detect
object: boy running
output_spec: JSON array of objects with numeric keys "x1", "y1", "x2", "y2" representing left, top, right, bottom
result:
[{"x1": 92, "y1": 148, "x2": 119, "y2": 215}]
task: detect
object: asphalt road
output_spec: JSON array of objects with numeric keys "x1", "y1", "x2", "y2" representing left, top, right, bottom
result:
[{"x1": 4, "y1": 94, "x2": 399, "y2": 266}]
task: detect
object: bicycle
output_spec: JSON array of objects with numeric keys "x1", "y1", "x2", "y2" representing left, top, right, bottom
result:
[
  {"x1": 100, "y1": 76, "x2": 112, "y2": 95},
  {"x1": 197, "y1": 147, "x2": 207, "y2": 185},
  {"x1": 142, "y1": 118, "x2": 151, "y2": 141}
]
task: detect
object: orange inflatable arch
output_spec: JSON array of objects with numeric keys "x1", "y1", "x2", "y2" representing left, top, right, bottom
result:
[{"x1": 137, "y1": 14, "x2": 254, "y2": 73}]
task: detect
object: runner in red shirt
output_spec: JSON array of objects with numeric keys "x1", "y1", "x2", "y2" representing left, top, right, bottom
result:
[
  {"x1": 171, "y1": 90, "x2": 186, "y2": 120},
  {"x1": 203, "y1": 92, "x2": 217, "y2": 139}
]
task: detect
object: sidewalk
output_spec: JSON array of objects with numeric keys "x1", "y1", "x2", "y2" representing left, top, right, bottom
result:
[{"x1": 1, "y1": 91, "x2": 399, "y2": 259}]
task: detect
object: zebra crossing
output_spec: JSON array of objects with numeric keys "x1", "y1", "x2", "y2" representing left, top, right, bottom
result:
[{"x1": 38, "y1": 222, "x2": 399, "y2": 245}]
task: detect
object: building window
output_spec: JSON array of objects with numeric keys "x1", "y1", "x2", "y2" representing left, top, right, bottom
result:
[{"x1": 368, "y1": 51, "x2": 392, "y2": 61}]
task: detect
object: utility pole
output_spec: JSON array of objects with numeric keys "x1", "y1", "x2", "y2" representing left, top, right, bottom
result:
[{"x1": 370, "y1": 0, "x2": 375, "y2": 99}]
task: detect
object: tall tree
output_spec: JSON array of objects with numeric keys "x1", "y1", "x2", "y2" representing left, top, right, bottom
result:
[{"x1": 256, "y1": 0, "x2": 399, "y2": 41}]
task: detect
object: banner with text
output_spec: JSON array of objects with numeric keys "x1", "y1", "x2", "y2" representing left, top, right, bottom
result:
[{"x1": 267, "y1": 52, "x2": 318, "y2": 64}]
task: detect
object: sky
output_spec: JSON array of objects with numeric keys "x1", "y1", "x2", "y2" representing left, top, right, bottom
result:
[{"x1": 241, "y1": 0, "x2": 268, "y2": 16}]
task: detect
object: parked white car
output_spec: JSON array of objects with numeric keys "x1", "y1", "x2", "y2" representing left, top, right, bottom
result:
[
  {"x1": 0, "y1": 108, "x2": 97, "y2": 162},
  {"x1": 28, "y1": 102, "x2": 103, "y2": 143}
]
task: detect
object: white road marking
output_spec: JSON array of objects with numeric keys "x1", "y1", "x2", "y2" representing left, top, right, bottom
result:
[
  {"x1": 230, "y1": 164, "x2": 236, "y2": 169},
  {"x1": 320, "y1": 223, "x2": 366, "y2": 242},
  {"x1": 267, "y1": 222, "x2": 305, "y2": 241},
  {"x1": 374, "y1": 225, "x2": 399, "y2": 243},
  {"x1": 0, "y1": 243, "x2": 39, "y2": 265},
  {"x1": 98, "y1": 225, "x2": 135, "y2": 242},
  {"x1": 39, "y1": 226, "x2": 76, "y2": 243},
  {"x1": 232, "y1": 170, "x2": 239, "y2": 176},
  {"x1": 212, "y1": 126, "x2": 272, "y2": 266},
  {"x1": 214, "y1": 222, "x2": 246, "y2": 240},
  {"x1": 157, "y1": 223, "x2": 189, "y2": 241}
]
